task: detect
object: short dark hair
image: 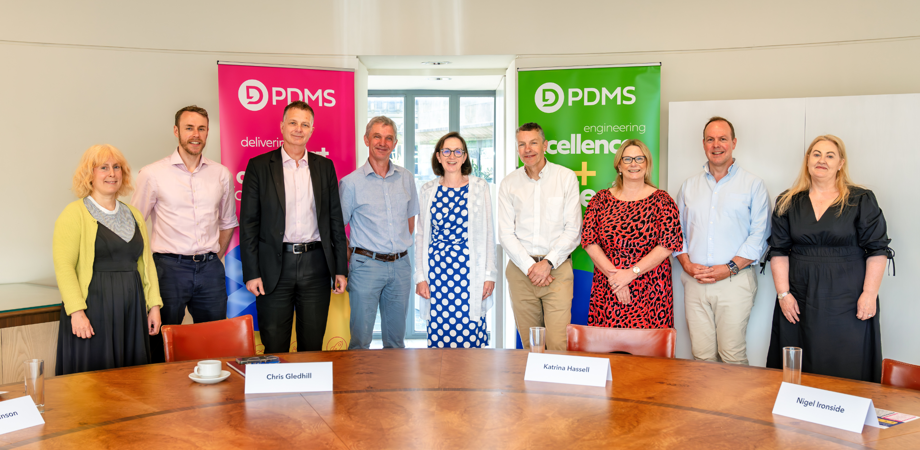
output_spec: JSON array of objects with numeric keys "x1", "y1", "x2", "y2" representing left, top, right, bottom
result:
[
  {"x1": 283, "y1": 101, "x2": 315, "y2": 120},
  {"x1": 431, "y1": 132, "x2": 472, "y2": 177},
  {"x1": 516, "y1": 122, "x2": 546, "y2": 141},
  {"x1": 703, "y1": 116, "x2": 735, "y2": 140},
  {"x1": 174, "y1": 105, "x2": 208, "y2": 127}
]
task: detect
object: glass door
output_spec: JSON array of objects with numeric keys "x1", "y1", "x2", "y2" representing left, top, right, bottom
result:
[{"x1": 460, "y1": 97, "x2": 496, "y2": 183}]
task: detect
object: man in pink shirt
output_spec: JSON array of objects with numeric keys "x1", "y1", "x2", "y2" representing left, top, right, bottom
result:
[{"x1": 132, "y1": 105, "x2": 238, "y2": 363}]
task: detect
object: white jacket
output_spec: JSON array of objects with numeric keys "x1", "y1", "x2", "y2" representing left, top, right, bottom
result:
[{"x1": 414, "y1": 176, "x2": 497, "y2": 323}]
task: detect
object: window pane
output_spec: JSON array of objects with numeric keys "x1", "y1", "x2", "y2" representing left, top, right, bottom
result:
[
  {"x1": 460, "y1": 97, "x2": 495, "y2": 183},
  {"x1": 414, "y1": 97, "x2": 450, "y2": 187},
  {"x1": 368, "y1": 96, "x2": 406, "y2": 168},
  {"x1": 411, "y1": 96, "x2": 449, "y2": 333}
]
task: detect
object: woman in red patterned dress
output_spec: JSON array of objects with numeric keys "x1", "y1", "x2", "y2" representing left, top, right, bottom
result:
[{"x1": 582, "y1": 139, "x2": 683, "y2": 328}]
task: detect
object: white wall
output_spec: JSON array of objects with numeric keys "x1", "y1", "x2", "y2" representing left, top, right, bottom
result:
[
  {"x1": 501, "y1": 60, "x2": 519, "y2": 348},
  {"x1": 2, "y1": 0, "x2": 919, "y2": 292},
  {"x1": 667, "y1": 94, "x2": 919, "y2": 366},
  {"x1": 667, "y1": 98, "x2": 804, "y2": 365},
  {"x1": 0, "y1": 43, "x2": 362, "y2": 284}
]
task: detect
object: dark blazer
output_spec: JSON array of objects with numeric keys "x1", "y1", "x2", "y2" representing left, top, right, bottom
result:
[{"x1": 239, "y1": 148, "x2": 348, "y2": 295}]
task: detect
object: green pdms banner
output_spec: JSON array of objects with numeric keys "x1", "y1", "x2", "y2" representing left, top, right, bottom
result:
[{"x1": 517, "y1": 64, "x2": 661, "y2": 328}]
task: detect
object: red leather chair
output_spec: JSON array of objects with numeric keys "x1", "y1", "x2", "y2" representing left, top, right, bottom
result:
[
  {"x1": 162, "y1": 315, "x2": 256, "y2": 362},
  {"x1": 566, "y1": 324, "x2": 676, "y2": 358},
  {"x1": 882, "y1": 359, "x2": 920, "y2": 391}
]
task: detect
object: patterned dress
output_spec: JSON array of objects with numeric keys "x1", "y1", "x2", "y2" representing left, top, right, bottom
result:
[
  {"x1": 581, "y1": 189, "x2": 683, "y2": 328},
  {"x1": 426, "y1": 184, "x2": 488, "y2": 348}
]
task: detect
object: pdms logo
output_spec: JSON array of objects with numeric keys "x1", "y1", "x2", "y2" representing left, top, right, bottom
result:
[
  {"x1": 238, "y1": 79, "x2": 336, "y2": 112},
  {"x1": 534, "y1": 82, "x2": 636, "y2": 114},
  {"x1": 239, "y1": 80, "x2": 269, "y2": 111}
]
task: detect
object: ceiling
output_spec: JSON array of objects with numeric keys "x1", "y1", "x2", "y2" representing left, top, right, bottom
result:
[{"x1": 358, "y1": 55, "x2": 514, "y2": 70}]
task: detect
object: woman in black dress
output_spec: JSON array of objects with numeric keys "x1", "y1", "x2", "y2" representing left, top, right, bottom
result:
[
  {"x1": 53, "y1": 144, "x2": 163, "y2": 375},
  {"x1": 766, "y1": 135, "x2": 892, "y2": 382}
]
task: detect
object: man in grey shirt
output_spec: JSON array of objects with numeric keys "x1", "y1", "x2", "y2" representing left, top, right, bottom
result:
[{"x1": 339, "y1": 116, "x2": 420, "y2": 349}]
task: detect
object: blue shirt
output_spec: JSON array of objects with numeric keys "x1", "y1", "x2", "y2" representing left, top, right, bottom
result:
[
  {"x1": 339, "y1": 160, "x2": 420, "y2": 254},
  {"x1": 674, "y1": 160, "x2": 771, "y2": 266}
]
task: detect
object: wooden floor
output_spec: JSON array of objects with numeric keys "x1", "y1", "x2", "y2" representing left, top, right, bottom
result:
[{"x1": 1, "y1": 349, "x2": 919, "y2": 449}]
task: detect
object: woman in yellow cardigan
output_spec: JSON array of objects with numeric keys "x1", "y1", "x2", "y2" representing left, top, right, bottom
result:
[{"x1": 53, "y1": 144, "x2": 163, "y2": 375}]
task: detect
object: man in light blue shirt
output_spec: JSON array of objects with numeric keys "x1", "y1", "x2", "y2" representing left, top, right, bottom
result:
[
  {"x1": 340, "y1": 116, "x2": 420, "y2": 349},
  {"x1": 674, "y1": 116, "x2": 771, "y2": 365}
]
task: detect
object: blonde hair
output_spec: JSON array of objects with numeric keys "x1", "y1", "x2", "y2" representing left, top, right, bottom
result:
[
  {"x1": 612, "y1": 139, "x2": 656, "y2": 191},
  {"x1": 775, "y1": 134, "x2": 858, "y2": 217},
  {"x1": 72, "y1": 144, "x2": 133, "y2": 198}
]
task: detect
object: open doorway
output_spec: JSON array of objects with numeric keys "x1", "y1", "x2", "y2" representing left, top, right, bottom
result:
[
  {"x1": 358, "y1": 56, "x2": 512, "y2": 347},
  {"x1": 367, "y1": 90, "x2": 497, "y2": 342}
]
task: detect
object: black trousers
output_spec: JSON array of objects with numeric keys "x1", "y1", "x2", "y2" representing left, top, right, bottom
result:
[{"x1": 256, "y1": 247, "x2": 331, "y2": 354}]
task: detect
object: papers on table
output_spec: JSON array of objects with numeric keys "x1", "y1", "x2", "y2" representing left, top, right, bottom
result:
[{"x1": 876, "y1": 408, "x2": 919, "y2": 429}]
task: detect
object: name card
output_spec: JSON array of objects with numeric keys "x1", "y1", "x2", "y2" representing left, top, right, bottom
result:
[
  {"x1": 772, "y1": 382, "x2": 882, "y2": 433},
  {"x1": 0, "y1": 396, "x2": 45, "y2": 435},
  {"x1": 245, "y1": 362, "x2": 333, "y2": 394},
  {"x1": 524, "y1": 353, "x2": 612, "y2": 387}
]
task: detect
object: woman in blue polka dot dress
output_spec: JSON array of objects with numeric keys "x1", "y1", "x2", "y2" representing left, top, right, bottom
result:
[{"x1": 415, "y1": 132, "x2": 497, "y2": 348}]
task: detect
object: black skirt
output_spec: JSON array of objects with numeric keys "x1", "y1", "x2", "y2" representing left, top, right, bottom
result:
[
  {"x1": 765, "y1": 245, "x2": 882, "y2": 382},
  {"x1": 56, "y1": 223, "x2": 151, "y2": 375}
]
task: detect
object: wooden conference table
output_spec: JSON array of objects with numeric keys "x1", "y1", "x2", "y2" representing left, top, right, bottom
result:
[{"x1": 1, "y1": 349, "x2": 920, "y2": 449}]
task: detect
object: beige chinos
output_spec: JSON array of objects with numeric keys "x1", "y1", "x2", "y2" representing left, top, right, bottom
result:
[
  {"x1": 506, "y1": 259, "x2": 574, "y2": 351},
  {"x1": 682, "y1": 268, "x2": 757, "y2": 365}
]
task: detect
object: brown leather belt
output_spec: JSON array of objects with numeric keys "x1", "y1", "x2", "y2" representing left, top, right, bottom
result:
[{"x1": 353, "y1": 247, "x2": 408, "y2": 262}]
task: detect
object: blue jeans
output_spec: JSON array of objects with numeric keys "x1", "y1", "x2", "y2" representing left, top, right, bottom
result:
[{"x1": 347, "y1": 252, "x2": 411, "y2": 349}]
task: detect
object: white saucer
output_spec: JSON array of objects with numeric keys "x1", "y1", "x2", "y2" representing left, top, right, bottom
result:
[{"x1": 189, "y1": 370, "x2": 231, "y2": 384}]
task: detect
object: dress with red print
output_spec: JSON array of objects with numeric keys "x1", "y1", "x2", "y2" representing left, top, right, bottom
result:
[{"x1": 581, "y1": 189, "x2": 683, "y2": 329}]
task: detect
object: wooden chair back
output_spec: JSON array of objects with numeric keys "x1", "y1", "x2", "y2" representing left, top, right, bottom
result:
[
  {"x1": 566, "y1": 324, "x2": 676, "y2": 358},
  {"x1": 162, "y1": 315, "x2": 256, "y2": 362},
  {"x1": 882, "y1": 358, "x2": 920, "y2": 391}
]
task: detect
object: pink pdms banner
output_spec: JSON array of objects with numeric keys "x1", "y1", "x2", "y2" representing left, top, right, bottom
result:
[{"x1": 218, "y1": 63, "x2": 355, "y2": 341}]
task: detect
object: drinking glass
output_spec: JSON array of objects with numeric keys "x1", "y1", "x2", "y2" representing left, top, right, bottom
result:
[
  {"x1": 529, "y1": 327, "x2": 546, "y2": 353},
  {"x1": 783, "y1": 347, "x2": 802, "y2": 384},
  {"x1": 24, "y1": 359, "x2": 44, "y2": 413}
]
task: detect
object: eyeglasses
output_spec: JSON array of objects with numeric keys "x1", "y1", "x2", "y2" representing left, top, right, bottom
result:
[
  {"x1": 440, "y1": 148, "x2": 465, "y2": 157},
  {"x1": 621, "y1": 156, "x2": 646, "y2": 164}
]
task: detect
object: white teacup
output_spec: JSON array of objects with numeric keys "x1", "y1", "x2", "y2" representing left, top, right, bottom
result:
[{"x1": 194, "y1": 360, "x2": 222, "y2": 378}]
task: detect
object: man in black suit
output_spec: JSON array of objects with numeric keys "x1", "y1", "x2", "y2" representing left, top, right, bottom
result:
[{"x1": 239, "y1": 101, "x2": 348, "y2": 353}]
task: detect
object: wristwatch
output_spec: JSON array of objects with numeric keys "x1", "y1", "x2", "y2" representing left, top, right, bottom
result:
[
  {"x1": 727, "y1": 260, "x2": 740, "y2": 276},
  {"x1": 631, "y1": 266, "x2": 641, "y2": 276},
  {"x1": 777, "y1": 291, "x2": 790, "y2": 301}
]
